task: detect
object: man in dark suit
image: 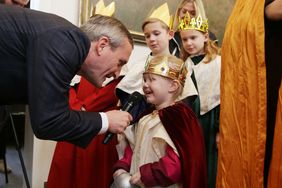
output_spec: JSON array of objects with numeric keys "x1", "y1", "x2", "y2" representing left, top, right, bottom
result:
[
  {"x1": 0, "y1": 5, "x2": 134, "y2": 148},
  {"x1": 0, "y1": 0, "x2": 29, "y2": 174}
]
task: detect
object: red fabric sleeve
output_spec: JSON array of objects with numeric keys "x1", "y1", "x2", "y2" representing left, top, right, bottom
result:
[
  {"x1": 139, "y1": 145, "x2": 181, "y2": 187},
  {"x1": 113, "y1": 145, "x2": 133, "y2": 172},
  {"x1": 69, "y1": 77, "x2": 121, "y2": 112},
  {"x1": 80, "y1": 78, "x2": 121, "y2": 111},
  {"x1": 69, "y1": 77, "x2": 120, "y2": 112},
  {"x1": 68, "y1": 86, "x2": 83, "y2": 111}
]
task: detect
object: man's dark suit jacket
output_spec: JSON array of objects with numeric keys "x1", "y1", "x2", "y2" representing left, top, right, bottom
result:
[{"x1": 0, "y1": 5, "x2": 102, "y2": 148}]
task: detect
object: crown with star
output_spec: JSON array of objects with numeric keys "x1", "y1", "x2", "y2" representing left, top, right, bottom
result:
[{"x1": 144, "y1": 55, "x2": 187, "y2": 86}]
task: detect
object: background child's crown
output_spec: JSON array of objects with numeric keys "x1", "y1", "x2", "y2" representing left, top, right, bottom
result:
[
  {"x1": 149, "y1": 3, "x2": 173, "y2": 29},
  {"x1": 178, "y1": 14, "x2": 208, "y2": 33},
  {"x1": 94, "y1": 0, "x2": 115, "y2": 16}
]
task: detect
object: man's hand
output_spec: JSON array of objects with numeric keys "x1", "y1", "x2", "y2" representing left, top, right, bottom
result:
[
  {"x1": 216, "y1": 132, "x2": 220, "y2": 149},
  {"x1": 105, "y1": 110, "x2": 132, "y2": 133},
  {"x1": 265, "y1": 0, "x2": 282, "y2": 20}
]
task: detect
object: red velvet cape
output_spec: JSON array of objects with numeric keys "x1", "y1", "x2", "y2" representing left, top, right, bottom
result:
[
  {"x1": 141, "y1": 102, "x2": 207, "y2": 188},
  {"x1": 46, "y1": 77, "x2": 121, "y2": 188}
]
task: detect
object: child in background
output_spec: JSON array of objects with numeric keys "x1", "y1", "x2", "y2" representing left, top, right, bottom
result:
[
  {"x1": 179, "y1": 14, "x2": 221, "y2": 188},
  {"x1": 116, "y1": 15, "x2": 173, "y2": 121},
  {"x1": 170, "y1": 0, "x2": 217, "y2": 57},
  {"x1": 116, "y1": 3, "x2": 198, "y2": 121},
  {"x1": 113, "y1": 55, "x2": 207, "y2": 188}
]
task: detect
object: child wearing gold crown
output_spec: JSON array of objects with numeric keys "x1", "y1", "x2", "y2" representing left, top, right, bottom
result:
[
  {"x1": 112, "y1": 54, "x2": 207, "y2": 188},
  {"x1": 116, "y1": 3, "x2": 198, "y2": 122},
  {"x1": 179, "y1": 13, "x2": 221, "y2": 188},
  {"x1": 169, "y1": 0, "x2": 218, "y2": 58}
]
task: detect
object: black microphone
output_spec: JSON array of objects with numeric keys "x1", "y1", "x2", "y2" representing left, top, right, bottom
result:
[{"x1": 103, "y1": 91, "x2": 143, "y2": 144}]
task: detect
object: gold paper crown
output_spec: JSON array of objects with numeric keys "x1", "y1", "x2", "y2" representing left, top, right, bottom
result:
[
  {"x1": 149, "y1": 3, "x2": 173, "y2": 29},
  {"x1": 94, "y1": 0, "x2": 115, "y2": 16},
  {"x1": 144, "y1": 55, "x2": 187, "y2": 86},
  {"x1": 178, "y1": 14, "x2": 208, "y2": 33}
]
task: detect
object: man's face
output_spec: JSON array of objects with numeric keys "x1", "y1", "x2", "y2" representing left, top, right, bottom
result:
[
  {"x1": 81, "y1": 37, "x2": 133, "y2": 87},
  {"x1": 4, "y1": 0, "x2": 29, "y2": 6}
]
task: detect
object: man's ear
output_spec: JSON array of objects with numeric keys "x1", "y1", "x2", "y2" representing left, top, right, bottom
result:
[
  {"x1": 96, "y1": 36, "x2": 110, "y2": 55},
  {"x1": 169, "y1": 80, "x2": 180, "y2": 93}
]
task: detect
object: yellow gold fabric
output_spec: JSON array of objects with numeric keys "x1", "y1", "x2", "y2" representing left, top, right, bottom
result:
[
  {"x1": 268, "y1": 82, "x2": 282, "y2": 188},
  {"x1": 217, "y1": 0, "x2": 266, "y2": 187}
]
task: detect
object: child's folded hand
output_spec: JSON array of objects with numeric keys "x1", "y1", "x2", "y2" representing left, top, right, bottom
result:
[
  {"x1": 130, "y1": 172, "x2": 144, "y2": 186},
  {"x1": 113, "y1": 169, "x2": 127, "y2": 178}
]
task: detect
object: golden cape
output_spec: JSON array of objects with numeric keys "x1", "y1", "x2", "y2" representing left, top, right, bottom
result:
[{"x1": 217, "y1": 0, "x2": 266, "y2": 187}]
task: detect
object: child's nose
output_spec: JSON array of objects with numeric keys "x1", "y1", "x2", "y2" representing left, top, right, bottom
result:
[
  {"x1": 187, "y1": 39, "x2": 193, "y2": 45},
  {"x1": 149, "y1": 35, "x2": 156, "y2": 41}
]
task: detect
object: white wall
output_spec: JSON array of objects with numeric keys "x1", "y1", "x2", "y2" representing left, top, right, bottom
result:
[
  {"x1": 30, "y1": 0, "x2": 79, "y2": 25},
  {"x1": 23, "y1": 1, "x2": 149, "y2": 187}
]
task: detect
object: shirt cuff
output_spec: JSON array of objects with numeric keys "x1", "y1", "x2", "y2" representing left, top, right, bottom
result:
[{"x1": 99, "y1": 112, "x2": 109, "y2": 134}]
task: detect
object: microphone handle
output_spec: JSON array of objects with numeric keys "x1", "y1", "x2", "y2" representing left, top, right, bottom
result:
[
  {"x1": 122, "y1": 102, "x2": 133, "y2": 111},
  {"x1": 103, "y1": 102, "x2": 133, "y2": 144},
  {"x1": 103, "y1": 132, "x2": 113, "y2": 144}
]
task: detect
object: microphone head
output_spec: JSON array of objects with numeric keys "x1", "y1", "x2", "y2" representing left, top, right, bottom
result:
[
  {"x1": 128, "y1": 91, "x2": 143, "y2": 105},
  {"x1": 103, "y1": 91, "x2": 143, "y2": 145},
  {"x1": 121, "y1": 91, "x2": 143, "y2": 112}
]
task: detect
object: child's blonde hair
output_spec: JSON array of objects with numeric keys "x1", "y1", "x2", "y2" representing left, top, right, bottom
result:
[{"x1": 142, "y1": 18, "x2": 170, "y2": 32}]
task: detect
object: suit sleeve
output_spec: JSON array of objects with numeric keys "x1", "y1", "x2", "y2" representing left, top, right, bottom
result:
[{"x1": 27, "y1": 28, "x2": 101, "y2": 148}]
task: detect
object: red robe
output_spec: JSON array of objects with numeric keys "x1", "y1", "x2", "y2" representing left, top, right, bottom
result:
[
  {"x1": 46, "y1": 77, "x2": 121, "y2": 188},
  {"x1": 114, "y1": 102, "x2": 207, "y2": 187},
  {"x1": 159, "y1": 103, "x2": 207, "y2": 188}
]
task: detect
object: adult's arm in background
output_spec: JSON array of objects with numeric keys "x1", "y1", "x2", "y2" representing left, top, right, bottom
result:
[{"x1": 265, "y1": 0, "x2": 282, "y2": 20}]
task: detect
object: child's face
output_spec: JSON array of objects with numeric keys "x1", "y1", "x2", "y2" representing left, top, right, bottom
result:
[
  {"x1": 142, "y1": 73, "x2": 172, "y2": 108},
  {"x1": 179, "y1": 2, "x2": 196, "y2": 19},
  {"x1": 180, "y1": 29, "x2": 208, "y2": 56},
  {"x1": 143, "y1": 22, "x2": 173, "y2": 55}
]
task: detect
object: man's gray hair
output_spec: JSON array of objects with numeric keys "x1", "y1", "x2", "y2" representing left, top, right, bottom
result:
[{"x1": 80, "y1": 14, "x2": 134, "y2": 49}]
